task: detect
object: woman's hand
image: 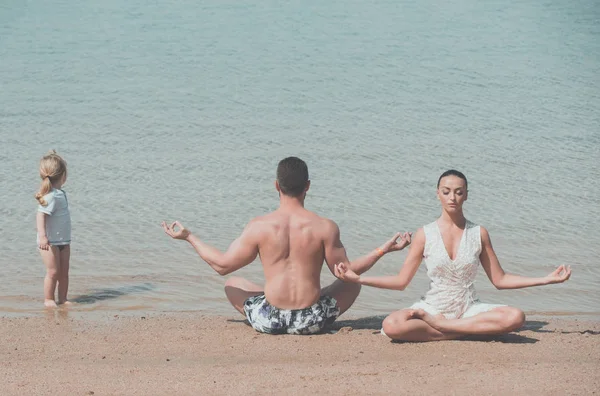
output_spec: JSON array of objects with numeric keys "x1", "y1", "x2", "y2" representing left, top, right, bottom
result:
[
  {"x1": 545, "y1": 265, "x2": 572, "y2": 284},
  {"x1": 162, "y1": 221, "x2": 191, "y2": 240},
  {"x1": 335, "y1": 262, "x2": 361, "y2": 283},
  {"x1": 380, "y1": 232, "x2": 412, "y2": 254}
]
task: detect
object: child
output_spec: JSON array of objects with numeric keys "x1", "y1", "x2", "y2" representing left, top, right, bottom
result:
[{"x1": 35, "y1": 150, "x2": 72, "y2": 307}]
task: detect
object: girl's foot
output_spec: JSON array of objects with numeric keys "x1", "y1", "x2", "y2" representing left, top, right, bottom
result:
[
  {"x1": 44, "y1": 299, "x2": 58, "y2": 308},
  {"x1": 58, "y1": 300, "x2": 73, "y2": 306}
]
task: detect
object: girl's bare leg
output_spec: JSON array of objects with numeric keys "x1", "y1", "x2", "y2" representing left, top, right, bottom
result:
[
  {"x1": 57, "y1": 245, "x2": 71, "y2": 305},
  {"x1": 40, "y1": 246, "x2": 61, "y2": 308},
  {"x1": 382, "y1": 309, "x2": 461, "y2": 342},
  {"x1": 414, "y1": 307, "x2": 525, "y2": 335}
]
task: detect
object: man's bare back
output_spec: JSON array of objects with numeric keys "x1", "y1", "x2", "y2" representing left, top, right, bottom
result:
[
  {"x1": 246, "y1": 207, "x2": 338, "y2": 309},
  {"x1": 162, "y1": 157, "x2": 411, "y2": 334}
]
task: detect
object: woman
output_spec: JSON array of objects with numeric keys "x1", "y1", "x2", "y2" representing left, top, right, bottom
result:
[{"x1": 335, "y1": 170, "x2": 571, "y2": 342}]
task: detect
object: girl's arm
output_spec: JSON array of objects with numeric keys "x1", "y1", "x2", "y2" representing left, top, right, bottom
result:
[
  {"x1": 36, "y1": 212, "x2": 50, "y2": 250},
  {"x1": 479, "y1": 226, "x2": 571, "y2": 289},
  {"x1": 335, "y1": 228, "x2": 425, "y2": 291}
]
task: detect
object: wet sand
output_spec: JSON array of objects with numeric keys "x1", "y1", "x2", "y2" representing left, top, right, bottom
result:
[{"x1": 1, "y1": 313, "x2": 599, "y2": 395}]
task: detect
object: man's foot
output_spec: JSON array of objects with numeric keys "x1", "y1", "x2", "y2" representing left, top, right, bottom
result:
[{"x1": 44, "y1": 299, "x2": 58, "y2": 308}]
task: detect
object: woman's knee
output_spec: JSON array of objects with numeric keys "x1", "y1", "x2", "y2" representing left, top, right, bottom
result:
[
  {"x1": 382, "y1": 313, "x2": 408, "y2": 337},
  {"x1": 502, "y1": 307, "x2": 526, "y2": 330},
  {"x1": 382, "y1": 316, "x2": 396, "y2": 336}
]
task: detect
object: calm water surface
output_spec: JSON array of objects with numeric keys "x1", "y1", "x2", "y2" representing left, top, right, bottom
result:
[{"x1": 1, "y1": 0, "x2": 598, "y2": 318}]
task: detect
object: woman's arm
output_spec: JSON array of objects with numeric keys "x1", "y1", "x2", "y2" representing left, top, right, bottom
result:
[
  {"x1": 322, "y1": 218, "x2": 411, "y2": 277},
  {"x1": 479, "y1": 226, "x2": 571, "y2": 289},
  {"x1": 335, "y1": 228, "x2": 425, "y2": 291}
]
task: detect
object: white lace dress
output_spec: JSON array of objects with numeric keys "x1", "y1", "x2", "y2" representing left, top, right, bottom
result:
[{"x1": 409, "y1": 220, "x2": 505, "y2": 319}]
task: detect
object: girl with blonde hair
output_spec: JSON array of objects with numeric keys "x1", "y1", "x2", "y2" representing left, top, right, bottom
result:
[{"x1": 35, "y1": 150, "x2": 72, "y2": 307}]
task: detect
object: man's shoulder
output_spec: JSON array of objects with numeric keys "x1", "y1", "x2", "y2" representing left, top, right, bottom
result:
[
  {"x1": 293, "y1": 209, "x2": 336, "y2": 229},
  {"x1": 245, "y1": 214, "x2": 269, "y2": 229},
  {"x1": 309, "y1": 214, "x2": 339, "y2": 237},
  {"x1": 250, "y1": 209, "x2": 337, "y2": 230},
  {"x1": 319, "y1": 216, "x2": 338, "y2": 230},
  {"x1": 245, "y1": 213, "x2": 281, "y2": 232}
]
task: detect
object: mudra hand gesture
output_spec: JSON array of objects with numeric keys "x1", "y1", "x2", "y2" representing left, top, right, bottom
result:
[
  {"x1": 162, "y1": 221, "x2": 191, "y2": 240},
  {"x1": 380, "y1": 231, "x2": 412, "y2": 253},
  {"x1": 335, "y1": 262, "x2": 361, "y2": 283},
  {"x1": 545, "y1": 265, "x2": 572, "y2": 284},
  {"x1": 334, "y1": 231, "x2": 412, "y2": 283}
]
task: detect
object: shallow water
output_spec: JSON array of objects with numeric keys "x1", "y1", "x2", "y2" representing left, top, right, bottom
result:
[{"x1": 1, "y1": 0, "x2": 599, "y2": 318}]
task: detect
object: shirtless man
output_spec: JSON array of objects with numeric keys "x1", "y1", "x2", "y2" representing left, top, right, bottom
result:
[{"x1": 162, "y1": 156, "x2": 411, "y2": 335}]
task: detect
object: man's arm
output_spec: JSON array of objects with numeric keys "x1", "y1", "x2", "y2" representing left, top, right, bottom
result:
[
  {"x1": 323, "y1": 219, "x2": 411, "y2": 277},
  {"x1": 162, "y1": 221, "x2": 259, "y2": 276},
  {"x1": 479, "y1": 227, "x2": 571, "y2": 289}
]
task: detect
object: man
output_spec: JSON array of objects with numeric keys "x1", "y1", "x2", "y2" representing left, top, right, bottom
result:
[{"x1": 162, "y1": 156, "x2": 411, "y2": 335}]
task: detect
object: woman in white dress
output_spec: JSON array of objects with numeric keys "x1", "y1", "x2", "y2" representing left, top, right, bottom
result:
[{"x1": 335, "y1": 170, "x2": 571, "y2": 342}]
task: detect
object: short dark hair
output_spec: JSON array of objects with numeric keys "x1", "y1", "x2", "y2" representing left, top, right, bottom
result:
[
  {"x1": 277, "y1": 157, "x2": 309, "y2": 197},
  {"x1": 437, "y1": 169, "x2": 468, "y2": 190}
]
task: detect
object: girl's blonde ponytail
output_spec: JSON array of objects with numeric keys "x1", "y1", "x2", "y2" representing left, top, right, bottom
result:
[
  {"x1": 35, "y1": 176, "x2": 53, "y2": 206},
  {"x1": 35, "y1": 150, "x2": 67, "y2": 206}
]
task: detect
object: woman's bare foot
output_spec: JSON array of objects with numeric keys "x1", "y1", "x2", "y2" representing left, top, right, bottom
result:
[
  {"x1": 411, "y1": 309, "x2": 445, "y2": 331},
  {"x1": 58, "y1": 300, "x2": 73, "y2": 306},
  {"x1": 44, "y1": 299, "x2": 58, "y2": 308}
]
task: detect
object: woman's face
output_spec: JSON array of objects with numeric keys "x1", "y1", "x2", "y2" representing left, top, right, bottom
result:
[{"x1": 437, "y1": 175, "x2": 468, "y2": 212}]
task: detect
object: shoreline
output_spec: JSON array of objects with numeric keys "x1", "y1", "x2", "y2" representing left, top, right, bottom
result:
[
  {"x1": 2, "y1": 305, "x2": 600, "y2": 322},
  {"x1": 1, "y1": 313, "x2": 599, "y2": 395}
]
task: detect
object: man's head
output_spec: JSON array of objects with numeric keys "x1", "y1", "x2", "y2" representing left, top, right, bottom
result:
[{"x1": 276, "y1": 157, "x2": 310, "y2": 197}]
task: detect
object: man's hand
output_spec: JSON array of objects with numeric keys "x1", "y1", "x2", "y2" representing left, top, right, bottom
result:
[
  {"x1": 38, "y1": 235, "x2": 50, "y2": 251},
  {"x1": 162, "y1": 221, "x2": 191, "y2": 240},
  {"x1": 545, "y1": 265, "x2": 572, "y2": 284},
  {"x1": 335, "y1": 262, "x2": 361, "y2": 283},
  {"x1": 380, "y1": 231, "x2": 412, "y2": 254}
]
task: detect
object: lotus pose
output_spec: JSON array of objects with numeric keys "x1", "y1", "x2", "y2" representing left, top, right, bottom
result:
[
  {"x1": 336, "y1": 170, "x2": 571, "y2": 342},
  {"x1": 163, "y1": 157, "x2": 411, "y2": 335}
]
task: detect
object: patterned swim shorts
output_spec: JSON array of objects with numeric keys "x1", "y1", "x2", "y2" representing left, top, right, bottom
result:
[{"x1": 243, "y1": 294, "x2": 340, "y2": 335}]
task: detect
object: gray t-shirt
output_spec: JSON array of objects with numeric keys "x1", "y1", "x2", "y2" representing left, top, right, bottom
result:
[{"x1": 37, "y1": 188, "x2": 71, "y2": 245}]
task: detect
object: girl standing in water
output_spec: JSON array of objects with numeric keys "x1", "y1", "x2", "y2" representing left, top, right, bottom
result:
[{"x1": 35, "y1": 151, "x2": 72, "y2": 308}]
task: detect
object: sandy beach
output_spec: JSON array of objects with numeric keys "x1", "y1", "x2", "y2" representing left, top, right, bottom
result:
[{"x1": 1, "y1": 313, "x2": 599, "y2": 395}]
